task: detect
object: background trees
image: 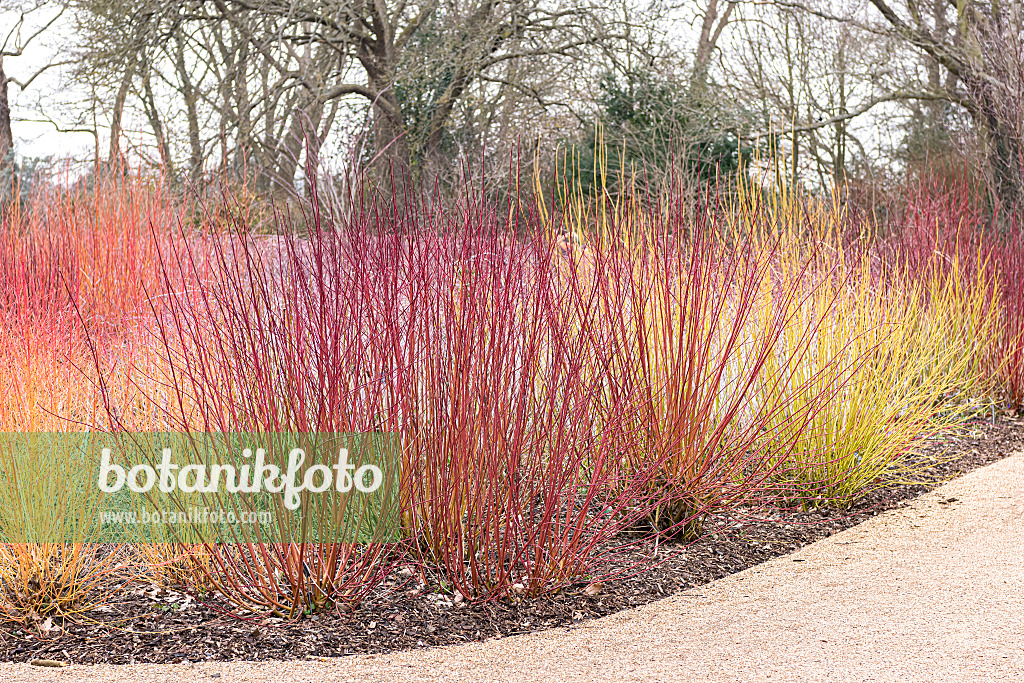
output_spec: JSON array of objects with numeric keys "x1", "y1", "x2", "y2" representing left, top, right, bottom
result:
[
  {"x1": 1, "y1": 0, "x2": 1019, "y2": 208},
  {"x1": 2, "y1": 1, "x2": 68, "y2": 197},
  {"x1": 863, "y1": 0, "x2": 1024, "y2": 210},
  {"x1": 756, "y1": 0, "x2": 1024, "y2": 209},
  {"x1": 66, "y1": 0, "x2": 616, "y2": 191}
]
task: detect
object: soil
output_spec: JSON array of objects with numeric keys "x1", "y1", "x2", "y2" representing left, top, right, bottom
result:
[{"x1": 3, "y1": 412, "x2": 1022, "y2": 666}]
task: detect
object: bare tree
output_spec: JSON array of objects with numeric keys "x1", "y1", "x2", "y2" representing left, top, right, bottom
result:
[
  {"x1": 722, "y1": 2, "x2": 912, "y2": 193},
  {"x1": 771, "y1": 0, "x2": 1024, "y2": 210},
  {"x1": 1, "y1": 2, "x2": 69, "y2": 189},
  {"x1": 66, "y1": 0, "x2": 617, "y2": 193},
  {"x1": 691, "y1": 0, "x2": 736, "y2": 91},
  {"x1": 203, "y1": 0, "x2": 608, "y2": 176}
]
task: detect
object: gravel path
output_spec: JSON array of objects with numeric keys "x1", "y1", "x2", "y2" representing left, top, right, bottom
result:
[{"x1": 6, "y1": 452, "x2": 1023, "y2": 683}]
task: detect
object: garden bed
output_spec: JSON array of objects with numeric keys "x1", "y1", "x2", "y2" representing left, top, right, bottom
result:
[{"x1": 4, "y1": 412, "x2": 1021, "y2": 666}]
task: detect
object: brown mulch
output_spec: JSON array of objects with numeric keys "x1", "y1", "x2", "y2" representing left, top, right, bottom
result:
[{"x1": 2, "y1": 412, "x2": 1022, "y2": 665}]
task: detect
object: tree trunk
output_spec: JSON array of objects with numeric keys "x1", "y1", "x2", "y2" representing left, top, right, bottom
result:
[
  {"x1": 834, "y1": 41, "x2": 847, "y2": 186},
  {"x1": 276, "y1": 98, "x2": 316, "y2": 198},
  {"x1": 233, "y1": 39, "x2": 253, "y2": 179},
  {"x1": 985, "y1": 116, "x2": 1023, "y2": 215},
  {"x1": 108, "y1": 65, "x2": 133, "y2": 171},
  {"x1": 0, "y1": 56, "x2": 14, "y2": 178},
  {"x1": 175, "y1": 35, "x2": 204, "y2": 186},
  {"x1": 370, "y1": 86, "x2": 411, "y2": 175},
  {"x1": 971, "y1": 77, "x2": 1023, "y2": 214},
  {"x1": 142, "y1": 70, "x2": 175, "y2": 181},
  {"x1": 692, "y1": 0, "x2": 735, "y2": 94}
]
